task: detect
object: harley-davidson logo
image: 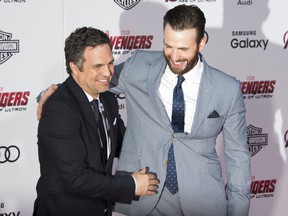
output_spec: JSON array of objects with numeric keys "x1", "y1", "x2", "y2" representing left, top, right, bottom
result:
[
  {"x1": 114, "y1": 0, "x2": 140, "y2": 10},
  {"x1": 247, "y1": 124, "x2": 268, "y2": 156},
  {"x1": 0, "y1": 30, "x2": 19, "y2": 65}
]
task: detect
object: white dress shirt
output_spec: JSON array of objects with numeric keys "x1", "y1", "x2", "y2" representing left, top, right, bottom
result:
[{"x1": 158, "y1": 57, "x2": 203, "y2": 134}]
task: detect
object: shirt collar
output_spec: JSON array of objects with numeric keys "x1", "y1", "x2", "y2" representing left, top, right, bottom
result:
[{"x1": 84, "y1": 91, "x2": 99, "y2": 103}]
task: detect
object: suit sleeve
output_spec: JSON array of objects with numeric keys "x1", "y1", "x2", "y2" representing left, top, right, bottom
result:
[
  {"x1": 38, "y1": 99, "x2": 135, "y2": 201},
  {"x1": 222, "y1": 81, "x2": 251, "y2": 216},
  {"x1": 110, "y1": 62, "x2": 125, "y2": 95},
  {"x1": 109, "y1": 52, "x2": 137, "y2": 95},
  {"x1": 116, "y1": 114, "x2": 126, "y2": 158}
]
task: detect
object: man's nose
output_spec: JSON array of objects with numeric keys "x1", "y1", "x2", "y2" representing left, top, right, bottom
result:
[
  {"x1": 102, "y1": 65, "x2": 113, "y2": 76},
  {"x1": 171, "y1": 50, "x2": 181, "y2": 61}
]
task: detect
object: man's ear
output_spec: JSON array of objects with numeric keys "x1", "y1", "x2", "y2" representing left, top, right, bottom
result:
[
  {"x1": 199, "y1": 36, "x2": 206, "y2": 52},
  {"x1": 69, "y1": 62, "x2": 80, "y2": 75}
]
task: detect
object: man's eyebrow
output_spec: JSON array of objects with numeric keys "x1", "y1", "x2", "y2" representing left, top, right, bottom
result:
[
  {"x1": 109, "y1": 58, "x2": 115, "y2": 64},
  {"x1": 92, "y1": 59, "x2": 115, "y2": 68}
]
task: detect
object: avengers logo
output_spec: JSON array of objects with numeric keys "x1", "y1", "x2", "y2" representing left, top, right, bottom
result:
[
  {"x1": 107, "y1": 30, "x2": 154, "y2": 55},
  {"x1": 0, "y1": 145, "x2": 20, "y2": 163},
  {"x1": 0, "y1": 88, "x2": 30, "y2": 112},
  {"x1": 114, "y1": 0, "x2": 140, "y2": 10},
  {"x1": 250, "y1": 178, "x2": 276, "y2": 199},
  {"x1": 241, "y1": 76, "x2": 276, "y2": 100}
]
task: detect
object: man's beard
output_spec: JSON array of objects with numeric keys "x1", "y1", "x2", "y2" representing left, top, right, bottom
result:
[{"x1": 165, "y1": 54, "x2": 199, "y2": 75}]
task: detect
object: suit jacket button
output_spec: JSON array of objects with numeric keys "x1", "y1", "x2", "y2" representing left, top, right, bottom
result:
[
  {"x1": 172, "y1": 134, "x2": 176, "y2": 138},
  {"x1": 163, "y1": 160, "x2": 168, "y2": 166}
]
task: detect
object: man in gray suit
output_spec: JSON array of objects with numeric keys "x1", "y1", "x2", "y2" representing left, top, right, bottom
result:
[
  {"x1": 111, "y1": 4, "x2": 250, "y2": 216},
  {"x1": 38, "y1": 4, "x2": 250, "y2": 216}
]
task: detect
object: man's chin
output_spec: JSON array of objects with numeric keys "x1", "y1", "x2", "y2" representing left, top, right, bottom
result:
[
  {"x1": 101, "y1": 87, "x2": 110, "y2": 93},
  {"x1": 167, "y1": 63, "x2": 184, "y2": 74},
  {"x1": 171, "y1": 68, "x2": 184, "y2": 75}
]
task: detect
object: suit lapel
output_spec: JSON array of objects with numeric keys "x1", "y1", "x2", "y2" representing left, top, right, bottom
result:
[
  {"x1": 147, "y1": 55, "x2": 173, "y2": 131},
  {"x1": 66, "y1": 76, "x2": 107, "y2": 165},
  {"x1": 66, "y1": 76, "x2": 98, "y2": 135},
  {"x1": 190, "y1": 57, "x2": 214, "y2": 136}
]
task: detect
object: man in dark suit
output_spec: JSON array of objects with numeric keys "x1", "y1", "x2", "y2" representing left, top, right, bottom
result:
[{"x1": 33, "y1": 27, "x2": 159, "y2": 216}]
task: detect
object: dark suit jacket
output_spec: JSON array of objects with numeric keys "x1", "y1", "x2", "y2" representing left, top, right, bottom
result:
[{"x1": 33, "y1": 76, "x2": 135, "y2": 216}]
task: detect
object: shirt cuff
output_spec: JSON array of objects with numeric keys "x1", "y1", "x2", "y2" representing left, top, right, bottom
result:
[{"x1": 132, "y1": 175, "x2": 137, "y2": 194}]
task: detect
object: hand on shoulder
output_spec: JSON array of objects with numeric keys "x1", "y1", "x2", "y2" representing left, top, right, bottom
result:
[{"x1": 36, "y1": 84, "x2": 58, "y2": 120}]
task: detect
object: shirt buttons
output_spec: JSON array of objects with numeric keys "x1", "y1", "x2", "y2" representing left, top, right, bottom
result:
[{"x1": 163, "y1": 160, "x2": 168, "y2": 166}]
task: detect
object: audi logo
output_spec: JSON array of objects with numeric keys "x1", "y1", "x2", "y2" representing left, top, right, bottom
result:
[
  {"x1": 116, "y1": 93, "x2": 126, "y2": 100},
  {"x1": 0, "y1": 145, "x2": 20, "y2": 163}
]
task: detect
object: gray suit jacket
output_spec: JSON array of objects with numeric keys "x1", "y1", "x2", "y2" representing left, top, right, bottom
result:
[{"x1": 111, "y1": 50, "x2": 251, "y2": 216}]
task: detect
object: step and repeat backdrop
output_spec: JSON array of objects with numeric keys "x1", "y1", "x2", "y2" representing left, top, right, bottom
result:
[{"x1": 1, "y1": 0, "x2": 287, "y2": 215}]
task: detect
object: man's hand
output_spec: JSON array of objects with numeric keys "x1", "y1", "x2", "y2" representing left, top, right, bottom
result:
[
  {"x1": 36, "y1": 84, "x2": 58, "y2": 120},
  {"x1": 132, "y1": 167, "x2": 160, "y2": 196}
]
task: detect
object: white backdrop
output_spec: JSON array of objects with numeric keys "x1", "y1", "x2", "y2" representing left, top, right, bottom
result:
[{"x1": 0, "y1": 0, "x2": 287, "y2": 215}]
